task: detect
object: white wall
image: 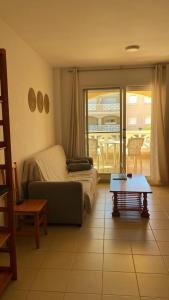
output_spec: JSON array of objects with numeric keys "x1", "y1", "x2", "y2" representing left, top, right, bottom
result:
[
  {"x1": 59, "y1": 67, "x2": 153, "y2": 153},
  {"x1": 0, "y1": 18, "x2": 56, "y2": 178}
]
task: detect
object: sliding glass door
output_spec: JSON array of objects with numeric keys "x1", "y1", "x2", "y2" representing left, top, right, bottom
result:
[
  {"x1": 126, "y1": 87, "x2": 152, "y2": 177},
  {"x1": 85, "y1": 88, "x2": 122, "y2": 173},
  {"x1": 85, "y1": 86, "x2": 152, "y2": 177}
]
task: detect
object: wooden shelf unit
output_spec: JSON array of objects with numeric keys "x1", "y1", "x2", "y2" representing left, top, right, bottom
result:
[
  {"x1": 0, "y1": 271, "x2": 12, "y2": 295},
  {"x1": 0, "y1": 49, "x2": 17, "y2": 295},
  {"x1": 0, "y1": 233, "x2": 10, "y2": 247}
]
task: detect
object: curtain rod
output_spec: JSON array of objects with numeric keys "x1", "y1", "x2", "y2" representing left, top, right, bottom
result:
[{"x1": 67, "y1": 64, "x2": 156, "y2": 72}]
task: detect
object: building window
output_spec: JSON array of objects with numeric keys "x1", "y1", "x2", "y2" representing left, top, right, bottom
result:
[
  {"x1": 128, "y1": 95, "x2": 137, "y2": 104},
  {"x1": 145, "y1": 116, "x2": 151, "y2": 125},
  {"x1": 144, "y1": 96, "x2": 151, "y2": 104},
  {"x1": 128, "y1": 117, "x2": 137, "y2": 125}
]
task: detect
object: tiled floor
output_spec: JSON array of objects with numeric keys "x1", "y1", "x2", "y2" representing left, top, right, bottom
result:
[{"x1": 2, "y1": 183, "x2": 169, "y2": 299}]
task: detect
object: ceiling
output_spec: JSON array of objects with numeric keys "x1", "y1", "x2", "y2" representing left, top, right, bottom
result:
[{"x1": 0, "y1": 0, "x2": 169, "y2": 67}]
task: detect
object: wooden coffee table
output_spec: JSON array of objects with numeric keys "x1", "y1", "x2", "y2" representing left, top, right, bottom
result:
[{"x1": 110, "y1": 174, "x2": 152, "y2": 218}]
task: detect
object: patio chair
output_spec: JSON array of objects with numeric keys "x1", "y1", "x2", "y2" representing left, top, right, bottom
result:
[
  {"x1": 88, "y1": 138, "x2": 104, "y2": 171},
  {"x1": 127, "y1": 137, "x2": 144, "y2": 173}
]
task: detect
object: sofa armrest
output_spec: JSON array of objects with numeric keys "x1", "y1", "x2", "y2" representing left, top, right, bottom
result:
[{"x1": 28, "y1": 181, "x2": 83, "y2": 225}]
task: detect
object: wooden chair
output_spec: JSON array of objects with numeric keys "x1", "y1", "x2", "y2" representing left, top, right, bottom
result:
[{"x1": 13, "y1": 162, "x2": 48, "y2": 249}]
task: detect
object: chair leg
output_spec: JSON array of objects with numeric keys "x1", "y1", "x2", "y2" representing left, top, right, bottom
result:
[
  {"x1": 102, "y1": 154, "x2": 105, "y2": 171},
  {"x1": 97, "y1": 155, "x2": 100, "y2": 171},
  {"x1": 140, "y1": 156, "x2": 142, "y2": 173},
  {"x1": 43, "y1": 204, "x2": 48, "y2": 235},
  {"x1": 17, "y1": 215, "x2": 22, "y2": 230},
  {"x1": 34, "y1": 213, "x2": 40, "y2": 249},
  {"x1": 134, "y1": 156, "x2": 137, "y2": 172}
]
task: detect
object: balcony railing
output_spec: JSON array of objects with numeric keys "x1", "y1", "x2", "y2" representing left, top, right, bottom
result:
[
  {"x1": 88, "y1": 124, "x2": 120, "y2": 132},
  {"x1": 88, "y1": 103, "x2": 120, "y2": 111}
]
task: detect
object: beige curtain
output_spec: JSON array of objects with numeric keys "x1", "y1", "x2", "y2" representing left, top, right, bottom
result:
[
  {"x1": 150, "y1": 64, "x2": 169, "y2": 185},
  {"x1": 67, "y1": 68, "x2": 85, "y2": 158}
]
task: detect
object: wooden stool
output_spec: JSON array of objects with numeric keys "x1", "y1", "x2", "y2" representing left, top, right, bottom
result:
[
  {"x1": 12, "y1": 162, "x2": 48, "y2": 249},
  {"x1": 14, "y1": 199, "x2": 48, "y2": 249}
]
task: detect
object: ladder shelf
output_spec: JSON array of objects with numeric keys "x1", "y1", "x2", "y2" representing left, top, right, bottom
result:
[{"x1": 0, "y1": 49, "x2": 17, "y2": 295}]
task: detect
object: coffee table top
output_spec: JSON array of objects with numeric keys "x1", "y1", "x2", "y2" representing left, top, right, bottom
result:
[{"x1": 110, "y1": 174, "x2": 152, "y2": 193}]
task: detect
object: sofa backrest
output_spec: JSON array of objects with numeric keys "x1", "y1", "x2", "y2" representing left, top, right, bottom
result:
[{"x1": 34, "y1": 145, "x2": 68, "y2": 181}]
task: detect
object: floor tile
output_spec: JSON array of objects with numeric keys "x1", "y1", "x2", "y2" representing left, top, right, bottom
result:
[
  {"x1": 157, "y1": 241, "x2": 169, "y2": 254},
  {"x1": 7, "y1": 184, "x2": 169, "y2": 299},
  {"x1": 64, "y1": 293, "x2": 101, "y2": 300},
  {"x1": 149, "y1": 212, "x2": 169, "y2": 220},
  {"x1": 153, "y1": 230, "x2": 169, "y2": 241},
  {"x1": 133, "y1": 255, "x2": 167, "y2": 273},
  {"x1": 104, "y1": 212, "x2": 113, "y2": 219},
  {"x1": 66, "y1": 270, "x2": 102, "y2": 294},
  {"x1": 137, "y1": 273, "x2": 169, "y2": 297},
  {"x1": 163, "y1": 255, "x2": 169, "y2": 271},
  {"x1": 42, "y1": 252, "x2": 74, "y2": 269},
  {"x1": 0, "y1": 290, "x2": 28, "y2": 300},
  {"x1": 16, "y1": 236, "x2": 39, "y2": 249},
  {"x1": 49, "y1": 226, "x2": 80, "y2": 239},
  {"x1": 102, "y1": 296, "x2": 140, "y2": 300},
  {"x1": 27, "y1": 291, "x2": 64, "y2": 299},
  {"x1": 103, "y1": 272, "x2": 139, "y2": 296},
  {"x1": 105, "y1": 203, "x2": 112, "y2": 210},
  {"x1": 72, "y1": 253, "x2": 103, "y2": 270},
  {"x1": 148, "y1": 204, "x2": 163, "y2": 212},
  {"x1": 17, "y1": 252, "x2": 45, "y2": 268},
  {"x1": 16, "y1": 235, "x2": 53, "y2": 251},
  {"x1": 50, "y1": 237, "x2": 77, "y2": 252},
  {"x1": 103, "y1": 254, "x2": 134, "y2": 272},
  {"x1": 76, "y1": 238, "x2": 103, "y2": 253},
  {"x1": 91, "y1": 211, "x2": 105, "y2": 218},
  {"x1": 131, "y1": 241, "x2": 160, "y2": 255},
  {"x1": 31, "y1": 269, "x2": 70, "y2": 292},
  {"x1": 141, "y1": 298, "x2": 169, "y2": 300},
  {"x1": 104, "y1": 229, "x2": 154, "y2": 241},
  {"x1": 104, "y1": 240, "x2": 132, "y2": 254},
  {"x1": 78, "y1": 228, "x2": 104, "y2": 239},
  {"x1": 85, "y1": 218, "x2": 105, "y2": 228},
  {"x1": 105, "y1": 219, "x2": 150, "y2": 229},
  {"x1": 93, "y1": 204, "x2": 105, "y2": 211},
  {"x1": 150, "y1": 219, "x2": 169, "y2": 229},
  {"x1": 8, "y1": 268, "x2": 38, "y2": 290}
]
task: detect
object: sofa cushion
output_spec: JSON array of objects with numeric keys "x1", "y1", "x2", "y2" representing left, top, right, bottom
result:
[
  {"x1": 35, "y1": 145, "x2": 68, "y2": 181},
  {"x1": 67, "y1": 162, "x2": 91, "y2": 172},
  {"x1": 66, "y1": 159, "x2": 89, "y2": 164},
  {"x1": 68, "y1": 168, "x2": 98, "y2": 212}
]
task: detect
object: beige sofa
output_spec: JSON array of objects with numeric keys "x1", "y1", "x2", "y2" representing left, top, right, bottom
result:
[{"x1": 22, "y1": 145, "x2": 98, "y2": 225}]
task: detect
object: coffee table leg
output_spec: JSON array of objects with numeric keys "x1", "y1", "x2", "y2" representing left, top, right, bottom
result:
[
  {"x1": 141, "y1": 193, "x2": 150, "y2": 218},
  {"x1": 112, "y1": 192, "x2": 120, "y2": 217}
]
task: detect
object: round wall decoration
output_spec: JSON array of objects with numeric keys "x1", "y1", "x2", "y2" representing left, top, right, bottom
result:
[
  {"x1": 28, "y1": 88, "x2": 36, "y2": 112},
  {"x1": 44, "y1": 94, "x2": 50, "y2": 113},
  {"x1": 37, "y1": 91, "x2": 43, "y2": 113}
]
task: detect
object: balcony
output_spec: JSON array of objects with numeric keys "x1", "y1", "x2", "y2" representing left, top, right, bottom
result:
[
  {"x1": 88, "y1": 103, "x2": 120, "y2": 112},
  {"x1": 88, "y1": 130, "x2": 151, "y2": 176},
  {"x1": 88, "y1": 124, "x2": 120, "y2": 132}
]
